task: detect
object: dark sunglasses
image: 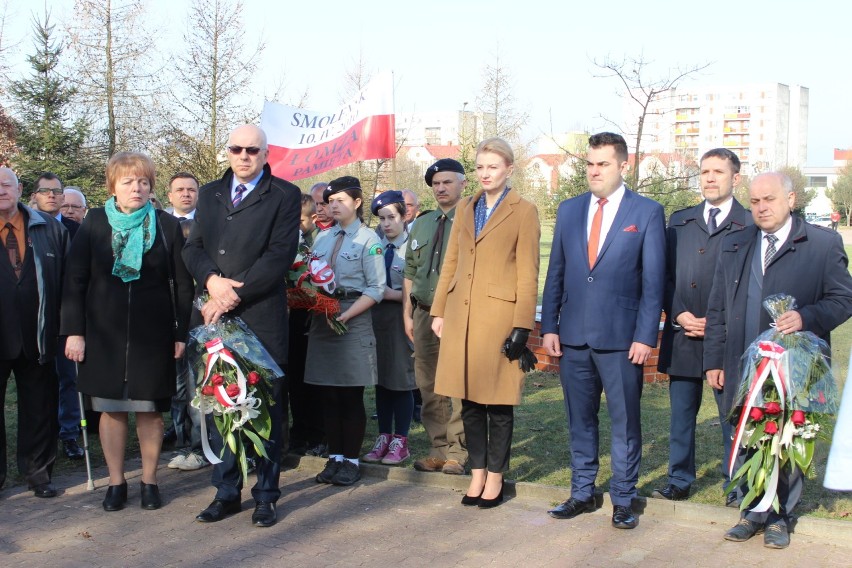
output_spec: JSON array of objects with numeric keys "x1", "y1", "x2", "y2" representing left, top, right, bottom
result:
[
  {"x1": 36, "y1": 187, "x2": 64, "y2": 195},
  {"x1": 227, "y1": 145, "x2": 262, "y2": 156}
]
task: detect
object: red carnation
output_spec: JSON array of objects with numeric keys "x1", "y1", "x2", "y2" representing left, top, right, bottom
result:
[
  {"x1": 225, "y1": 383, "x2": 240, "y2": 398},
  {"x1": 792, "y1": 410, "x2": 806, "y2": 426},
  {"x1": 764, "y1": 421, "x2": 779, "y2": 435},
  {"x1": 764, "y1": 401, "x2": 782, "y2": 415},
  {"x1": 247, "y1": 371, "x2": 261, "y2": 385},
  {"x1": 749, "y1": 407, "x2": 764, "y2": 421},
  {"x1": 201, "y1": 385, "x2": 215, "y2": 396},
  {"x1": 211, "y1": 373, "x2": 224, "y2": 386},
  {"x1": 818, "y1": 391, "x2": 826, "y2": 404}
]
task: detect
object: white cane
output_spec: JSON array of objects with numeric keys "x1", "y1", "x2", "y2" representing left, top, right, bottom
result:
[{"x1": 75, "y1": 363, "x2": 95, "y2": 490}]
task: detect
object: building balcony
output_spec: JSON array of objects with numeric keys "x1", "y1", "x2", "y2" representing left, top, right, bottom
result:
[{"x1": 723, "y1": 113, "x2": 751, "y2": 120}]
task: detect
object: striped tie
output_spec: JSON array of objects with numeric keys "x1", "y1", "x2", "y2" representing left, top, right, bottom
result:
[
  {"x1": 232, "y1": 184, "x2": 246, "y2": 208},
  {"x1": 764, "y1": 234, "x2": 778, "y2": 270}
]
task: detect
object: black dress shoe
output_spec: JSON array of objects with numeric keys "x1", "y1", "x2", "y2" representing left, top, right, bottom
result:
[
  {"x1": 548, "y1": 497, "x2": 596, "y2": 519},
  {"x1": 612, "y1": 505, "x2": 638, "y2": 529},
  {"x1": 651, "y1": 484, "x2": 690, "y2": 501},
  {"x1": 478, "y1": 484, "x2": 504, "y2": 509},
  {"x1": 724, "y1": 517, "x2": 763, "y2": 542},
  {"x1": 62, "y1": 439, "x2": 85, "y2": 460},
  {"x1": 140, "y1": 482, "x2": 161, "y2": 510},
  {"x1": 33, "y1": 483, "x2": 58, "y2": 498},
  {"x1": 196, "y1": 498, "x2": 241, "y2": 522},
  {"x1": 252, "y1": 501, "x2": 277, "y2": 527},
  {"x1": 763, "y1": 522, "x2": 790, "y2": 549},
  {"x1": 461, "y1": 490, "x2": 483, "y2": 506},
  {"x1": 102, "y1": 482, "x2": 128, "y2": 511}
]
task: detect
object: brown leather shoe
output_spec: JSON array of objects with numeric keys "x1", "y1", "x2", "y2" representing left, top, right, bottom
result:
[
  {"x1": 413, "y1": 457, "x2": 446, "y2": 472},
  {"x1": 441, "y1": 459, "x2": 465, "y2": 475}
]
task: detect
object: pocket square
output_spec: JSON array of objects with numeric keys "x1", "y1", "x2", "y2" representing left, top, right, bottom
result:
[{"x1": 623, "y1": 225, "x2": 638, "y2": 232}]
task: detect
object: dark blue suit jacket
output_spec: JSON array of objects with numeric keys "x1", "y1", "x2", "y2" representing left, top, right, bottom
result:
[{"x1": 541, "y1": 189, "x2": 666, "y2": 350}]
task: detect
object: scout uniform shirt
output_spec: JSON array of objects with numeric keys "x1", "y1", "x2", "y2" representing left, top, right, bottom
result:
[
  {"x1": 404, "y1": 207, "x2": 457, "y2": 307},
  {"x1": 382, "y1": 231, "x2": 409, "y2": 291},
  {"x1": 311, "y1": 218, "x2": 385, "y2": 303}
]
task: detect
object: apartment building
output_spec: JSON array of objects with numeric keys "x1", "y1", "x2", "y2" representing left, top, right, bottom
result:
[{"x1": 628, "y1": 83, "x2": 808, "y2": 176}]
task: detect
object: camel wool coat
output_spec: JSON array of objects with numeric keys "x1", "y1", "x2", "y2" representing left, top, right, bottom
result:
[{"x1": 431, "y1": 188, "x2": 540, "y2": 405}]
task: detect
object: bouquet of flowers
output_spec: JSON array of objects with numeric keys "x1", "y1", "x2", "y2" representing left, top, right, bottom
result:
[
  {"x1": 727, "y1": 294, "x2": 839, "y2": 513},
  {"x1": 286, "y1": 242, "x2": 347, "y2": 334},
  {"x1": 187, "y1": 302, "x2": 283, "y2": 483}
]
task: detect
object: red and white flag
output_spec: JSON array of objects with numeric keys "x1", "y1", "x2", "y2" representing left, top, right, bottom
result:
[{"x1": 261, "y1": 72, "x2": 395, "y2": 181}]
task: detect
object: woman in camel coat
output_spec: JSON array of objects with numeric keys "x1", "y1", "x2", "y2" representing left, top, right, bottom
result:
[{"x1": 431, "y1": 137, "x2": 540, "y2": 508}]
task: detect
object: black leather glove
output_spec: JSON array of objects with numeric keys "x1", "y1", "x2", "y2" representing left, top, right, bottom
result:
[
  {"x1": 518, "y1": 348, "x2": 538, "y2": 373},
  {"x1": 502, "y1": 327, "x2": 530, "y2": 361}
]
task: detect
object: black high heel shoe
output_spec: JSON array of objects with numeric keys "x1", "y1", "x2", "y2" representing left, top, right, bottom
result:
[
  {"x1": 140, "y1": 482, "x2": 162, "y2": 510},
  {"x1": 461, "y1": 490, "x2": 484, "y2": 506},
  {"x1": 477, "y1": 483, "x2": 504, "y2": 509},
  {"x1": 102, "y1": 481, "x2": 128, "y2": 511}
]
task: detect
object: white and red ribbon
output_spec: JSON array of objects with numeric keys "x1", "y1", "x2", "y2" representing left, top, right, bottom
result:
[
  {"x1": 729, "y1": 340, "x2": 791, "y2": 512},
  {"x1": 196, "y1": 338, "x2": 260, "y2": 464}
]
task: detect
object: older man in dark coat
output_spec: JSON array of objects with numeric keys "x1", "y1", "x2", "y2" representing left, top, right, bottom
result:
[
  {"x1": 183, "y1": 124, "x2": 301, "y2": 528},
  {"x1": 0, "y1": 167, "x2": 69, "y2": 498},
  {"x1": 704, "y1": 172, "x2": 852, "y2": 549},
  {"x1": 654, "y1": 149, "x2": 751, "y2": 504}
]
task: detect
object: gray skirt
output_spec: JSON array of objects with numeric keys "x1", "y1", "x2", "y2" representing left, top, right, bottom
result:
[
  {"x1": 372, "y1": 301, "x2": 415, "y2": 391},
  {"x1": 304, "y1": 299, "x2": 378, "y2": 387}
]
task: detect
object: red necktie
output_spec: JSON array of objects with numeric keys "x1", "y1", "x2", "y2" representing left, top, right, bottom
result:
[{"x1": 588, "y1": 197, "x2": 607, "y2": 269}]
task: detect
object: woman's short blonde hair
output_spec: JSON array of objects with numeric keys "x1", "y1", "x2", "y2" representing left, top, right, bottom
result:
[
  {"x1": 106, "y1": 152, "x2": 156, "y2": 195},
  {"x1": 475, "y1": 137, "x2": 514, "y2": 166}
]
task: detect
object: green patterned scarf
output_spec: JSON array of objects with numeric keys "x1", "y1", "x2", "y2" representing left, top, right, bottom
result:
[{"x1": 105, "y1": 197, "x2": 156, "y2": 282}]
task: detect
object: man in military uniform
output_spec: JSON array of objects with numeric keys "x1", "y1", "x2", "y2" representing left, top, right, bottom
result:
[{"x1": 403, "y1": 158, "x2": 468, "y2": 474}]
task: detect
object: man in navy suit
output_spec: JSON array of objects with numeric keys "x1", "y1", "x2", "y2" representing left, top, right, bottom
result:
[
  {"x1": 654, "y1": 149, "x2": 751, "y2": 505},
  {"x1": 704, "y1": 172, "x2": 852, "y2": 548},
  {"x1": 541, "y1": 132, "x2": 665, "y2": 529}
]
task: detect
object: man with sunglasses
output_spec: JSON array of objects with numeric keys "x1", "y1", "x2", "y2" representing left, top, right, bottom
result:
[
  {"x1": 184, "y1": 124, "x2": 301, "y2": 528},
  {"x1": 32, "y1": 173, "x2": 86, "y2": 462}
]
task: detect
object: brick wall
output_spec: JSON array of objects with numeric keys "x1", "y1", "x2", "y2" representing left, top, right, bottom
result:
[{"x1": 529, "y1": 320, "x2": 668, "y2": 384}]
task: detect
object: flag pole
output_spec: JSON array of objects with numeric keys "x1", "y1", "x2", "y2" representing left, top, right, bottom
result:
[{"x1": 391, "y1": 70, "x2": 398, "y2": 189}]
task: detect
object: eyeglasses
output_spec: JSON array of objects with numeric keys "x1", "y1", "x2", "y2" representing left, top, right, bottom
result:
[
  {"x1": 61, "y1": 204, "x2": 84, "y2": 211},
  {"x1": 227, "y1": 145, "x2": 262, "y2": 156},
  {"x1": 36, "y1": 188, "x2": 64, "y2": 195}
]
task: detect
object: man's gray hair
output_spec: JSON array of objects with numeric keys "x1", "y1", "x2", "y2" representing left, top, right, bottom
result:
[
  {"x1": 753, "y1": 172, "x2": 794, "y2": 195},
  {"x1": 0, "y1": 166, "x2": 19, "y2": 186},
  {"x1": 401, "y1": 188, "x2": 419, "y2": 205},
  {"x1": 63, "y1": 186, "x2": 87, "y2": 207}
]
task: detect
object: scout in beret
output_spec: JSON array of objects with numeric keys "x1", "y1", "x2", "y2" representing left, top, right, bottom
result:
[{"x1": 425, "y1": 158, "x2": 465, "y2": 187}]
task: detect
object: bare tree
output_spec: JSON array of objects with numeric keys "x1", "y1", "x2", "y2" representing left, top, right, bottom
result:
[
  {"x1": 593, "y1": 54, "x2": 710, "y2": 189},
  {"x1": 67, "y1": 0, "x2": 159, "y2": 157},
  {"x1": 475, "y1": 50, "x2": 529, "y2": 143},
  {"x1": 163, "y1": 0, "x2": 264, "y2": 183}
]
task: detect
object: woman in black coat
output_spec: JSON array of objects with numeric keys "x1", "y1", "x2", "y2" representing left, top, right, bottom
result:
[{"x1": 62, "y1": 152, "x2": 193, "y2": 512}]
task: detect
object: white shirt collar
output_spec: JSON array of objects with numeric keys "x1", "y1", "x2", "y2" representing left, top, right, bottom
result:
[{"x1": 704, "y1": 197, "x2": 734, "y2": 226}]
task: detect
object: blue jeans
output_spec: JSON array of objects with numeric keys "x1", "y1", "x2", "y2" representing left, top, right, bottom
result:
[{"x1": 56, "y1": 350, "x2": 80, "y2": 441}]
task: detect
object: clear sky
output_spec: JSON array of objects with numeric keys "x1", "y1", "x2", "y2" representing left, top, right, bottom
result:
[{"x1": 4, "y1": 0, "x2": 849, "y2": 166}]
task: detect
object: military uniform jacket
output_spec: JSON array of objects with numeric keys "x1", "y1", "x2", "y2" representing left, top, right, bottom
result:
[
  {"x1": 404, "y1": 206, "x2": 457, "y2": 306},
  {"x1": 658, "y1": 199, "x2": 751, "y2": 377}
]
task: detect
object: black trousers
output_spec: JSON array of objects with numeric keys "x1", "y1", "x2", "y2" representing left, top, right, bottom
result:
[
  {"x1": 320, "y1": 385, "x2": 366, "y2": 459},
  {"x1": 0, "y1": 353, "x2": 59, "y2": 488},
  {"x1": 461, "y1": 400, "x2": 514, "y2": 473}
]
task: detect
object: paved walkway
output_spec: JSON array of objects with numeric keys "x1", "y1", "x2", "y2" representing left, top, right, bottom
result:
[{"x1": 2, "y1": 455, "x2": 851, "y2": 567}]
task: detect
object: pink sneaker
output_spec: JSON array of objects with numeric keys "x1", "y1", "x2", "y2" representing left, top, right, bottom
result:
[
  {"x1": 381, "y1": 435, "x2": 410, "y2": 465},
  {"x1": 362, "y1": 433, "x2": 391, "y2": 463}
]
